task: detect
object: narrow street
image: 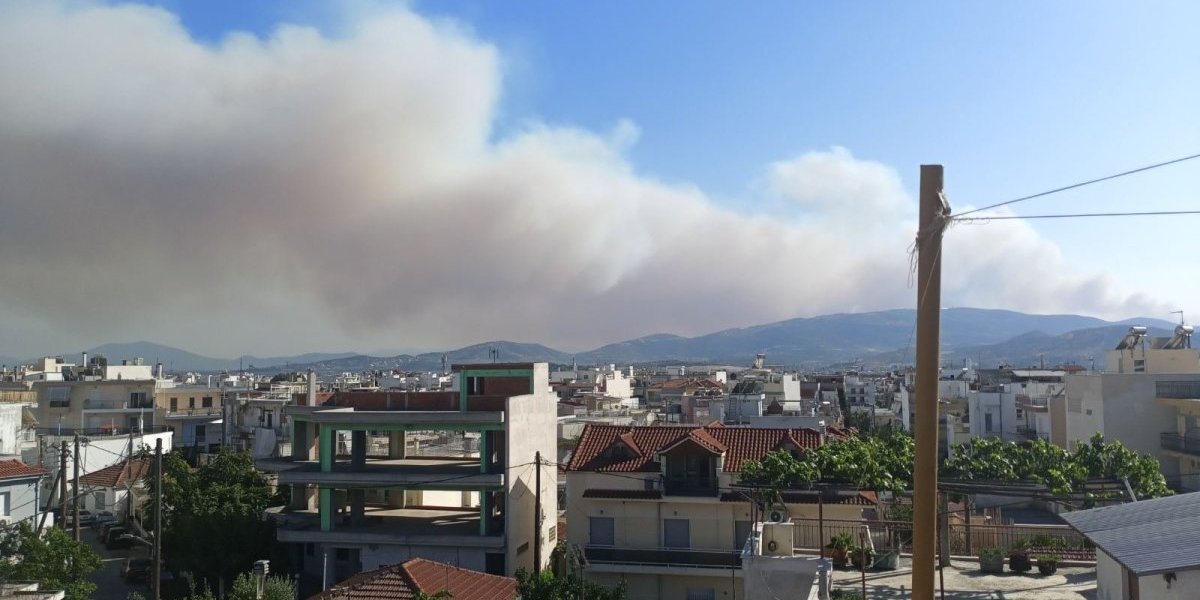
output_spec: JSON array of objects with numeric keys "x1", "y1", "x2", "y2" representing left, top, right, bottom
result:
[{"x1": 83, "y1": 528, "x2": 150, "y2": 600}]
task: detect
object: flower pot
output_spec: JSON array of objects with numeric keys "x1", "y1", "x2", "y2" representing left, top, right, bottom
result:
[
  {"x1": 827, "y1": 548, "x2": 849, "y2": 568},
  {"x1": 850, "y1": 551, "x2": 874, "y2": 570},
  {"x1": 1009, "y1": 553, "x2": 1032, "y2": 573},
  {"x1": 979, "y1": 554, "x2": 1005, "y2": 574},
  {"x1": 875, "y1": 550, "x2": 899, "y2": 571},
  {"x1": 1037, "y1": 560, "x2": 1058, "y2": 576}
]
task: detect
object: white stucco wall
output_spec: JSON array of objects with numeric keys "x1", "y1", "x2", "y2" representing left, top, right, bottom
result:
[{"x1": 1137, "y1": 567, "x2": 1200, "y2": 600}]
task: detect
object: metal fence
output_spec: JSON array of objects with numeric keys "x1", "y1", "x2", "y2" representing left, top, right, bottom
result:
[
  {"x1": 1157, "y1": 380, "x2": 1200, "y2": 399},
  {"x1": 788, "y1": 517, "x2": 1092, "y2": 558}
]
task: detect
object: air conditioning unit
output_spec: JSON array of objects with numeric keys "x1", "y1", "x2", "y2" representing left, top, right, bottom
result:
[
  {"x1": 766, "y1": 505, "x2": 789, "y2": 523},
  {"x1": 761, "y1": 522, "x2": 794, "y2": 557}
]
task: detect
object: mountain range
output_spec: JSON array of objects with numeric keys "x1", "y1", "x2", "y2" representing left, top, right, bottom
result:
[{"x1": 4, "y1": 308, "x2": 1178, "y2": 375}]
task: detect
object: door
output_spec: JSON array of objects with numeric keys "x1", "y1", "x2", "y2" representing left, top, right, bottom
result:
[{"x1": 664, "y1": 518, "x2": 690, "y2": 549}]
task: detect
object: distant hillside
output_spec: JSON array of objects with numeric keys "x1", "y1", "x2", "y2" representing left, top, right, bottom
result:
[
  {"x1": 577, "y1": 308, "x2": 1175, "y2": 366},
  {"x1": 16, "y1": 308, "x2": 1177, "y2": 375}
]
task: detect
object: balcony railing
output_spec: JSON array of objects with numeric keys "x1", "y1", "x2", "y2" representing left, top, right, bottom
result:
[
  {"x1": 663, "y1": 480, "x2": 718, "y2": 497},
  {"x1": 167, "y1": 407, "x2": 222, "y2": 417},
  {"x1": 1157, "y1": 381, "x2": 1200, "y2": 400},
  {"x1": 583, "y1": 546, "x2": 741, "y2": 569},
  {"x1": 1161, "y1": 433, "x2": 1200, "y2": 456},
  {"x1": 36, "y1": 425, "x2": 169, "y2": 437}
]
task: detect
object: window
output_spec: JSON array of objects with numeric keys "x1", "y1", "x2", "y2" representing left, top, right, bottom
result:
[
  {"x1": 644, "y1": 477, "x2": 657, "y2": 491},
  {"x1": 589, "y1": 517, "x2": 615, "y2": 546},
  {"x1": 0, "y1": 492, "x2": 9, "y2": 517},
  {"x1": 686, "y1": 589, "x2": 715, "y2": 600},
  {"x1": 548, "y1": 526, "x2": 557, "y2": 543},
  {"x1": 664, "y1": 518, "x2": 690, "y2": 549},
  {"x1": 47, "y1": 387, "x2": 70, "y2": 408},
  {"x1": 169, "y1": 397, "x2": 178, "y2": 411},
  {"x1": 1134, "y1": 359, "x2": 1146, "y2": 372},
  {"x1": 335, "y1": 548, "x2": 349, "y2": 560},
  {"x1": 188, "y1": 397, "x2": 195, "y2": 409},
  {"x1": 984, "y1": 413, "x2": 994, "y2": 433},
  {"x1": 202, "y1": 396, "x2": 213, "y2": 408},
  {"x1": 92, "y1": 491, "x2": 105, "y2": 510},
  {"x1": 129, "y1": 392, "x2": 150, "y2": 408},
  {"x1": 195, "y1": 425, "x2": 206, "y2": 442}
]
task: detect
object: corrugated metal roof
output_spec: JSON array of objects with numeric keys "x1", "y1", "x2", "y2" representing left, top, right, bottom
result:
[{"x1": 1060, "y1": 492, "x2": 1200, "y2": 576}]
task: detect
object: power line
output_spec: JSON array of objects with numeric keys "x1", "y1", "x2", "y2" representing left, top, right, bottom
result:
[
  {"x1": 953, "y1": 151, "x2": 1200, "y2": 219},
  {"x1": 953, "y1": 209, "x2": 1200, "y2": 223}
]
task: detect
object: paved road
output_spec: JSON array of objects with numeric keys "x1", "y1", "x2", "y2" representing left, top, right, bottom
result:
[{"x1": 84, "y1": 529, "x2": 150, "y2": 600}]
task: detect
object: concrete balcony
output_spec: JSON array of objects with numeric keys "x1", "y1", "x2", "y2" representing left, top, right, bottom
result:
[
  {"x1": 1161, "y1": 433, "x2": 1200, "y2": 457},
  {"x1": 276, "y1": 506, "x2": 505, "y2": 548},
  {"x1": 277, "y1": 457, "x2": 502, "y2": 488},
  {"x1": 165, "y1": 407, "x2": 222, "y2": 419}
]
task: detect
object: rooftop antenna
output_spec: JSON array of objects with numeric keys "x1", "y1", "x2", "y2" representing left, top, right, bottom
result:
[{"x1": 1171, "y1": 310, "x2": 1185, "y2": 325}]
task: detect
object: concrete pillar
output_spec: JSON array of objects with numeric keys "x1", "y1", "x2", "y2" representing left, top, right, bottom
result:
[
  {"x1": 388, "y1": 431, "x2": 406, "y2": 459},
  {"x1": 479, "y1": 491, "x2": 491, "y2": 536},
  {"x1": 289, "y1": 484, "x2": 316, "y2": 510},
  {"x1": 387, "y1": 488, "x2": 407, "y2": 509},
  {"x1": 351, "y1": 430, "x2": 367, "y2": 468},
  {"x1": 349, "y1": 488, "x2": 365, "y2": 525}
]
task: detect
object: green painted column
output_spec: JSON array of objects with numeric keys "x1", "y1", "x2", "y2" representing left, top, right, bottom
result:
[
  {"x1": 479, "y1": 432, "x2": 489, "y2": 473},
  {"x1": 479, "y1": 490, "x2": 490, "y2": 536},
  {"x1": 319, "y1": 487, "x2": 332, "y2": 532},
  {"x1": 319, "y1": 426, "x2": 333, "y2": 472}
]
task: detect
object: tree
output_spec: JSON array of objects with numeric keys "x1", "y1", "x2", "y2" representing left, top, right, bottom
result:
[
  {"x1": 0, "y1": 523, "x2": 101, "y2": 600},
  {"x1": 941, "y1": 434, "x2": 1171, "y2": 501},
  {"x1": 514, "y1": 569, "x2": 626, "y2": 600},
  {"x1": 738, "y1": 431, "x2": 915, "y2": 494},
  {"x1": 146, "y1": 448, "x2": 278, "y2": 589},
  {"x1": 228, "y1": 572, "x2": 296, "y2": 600}
]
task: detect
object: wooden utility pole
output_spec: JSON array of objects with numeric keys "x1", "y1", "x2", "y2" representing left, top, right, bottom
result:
[
  {"x1": 73, "y1": 434, "x2": 81, "y2": 541},
  {"x1": 912, "y1": 164, "x2": 948, "y2": 600},
  {"x1": 534, "y1": 451, "x2": 543, "y2": 572},
  {"x1": 58, "y1": 441, "x2": 68, "y2": 530},
  {"x1": 153, "y1": 438, "x2": 163, "y2": 600}
]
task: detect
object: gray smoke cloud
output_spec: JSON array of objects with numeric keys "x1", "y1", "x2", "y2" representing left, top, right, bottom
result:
[{"x1": 0, "y1": 1, "x2": 1169, "y2": 357}]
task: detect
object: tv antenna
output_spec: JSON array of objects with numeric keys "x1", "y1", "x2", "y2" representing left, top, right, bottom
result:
[{"x1": 1171, "y1": 310, "x2": 1185, "y2": 325}]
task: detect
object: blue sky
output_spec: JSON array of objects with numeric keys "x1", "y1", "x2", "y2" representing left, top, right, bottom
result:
[{"x1": 1, "y1": 1, "x2": 1197, "y2": 356}]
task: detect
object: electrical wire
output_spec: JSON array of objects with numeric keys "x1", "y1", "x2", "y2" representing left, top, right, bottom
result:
[
  {"x1": 953, "y1": 209, "x2": 1200, "y2": 223},
  {"x1": 953, "y1": 151, "x2": 1200, "y2": 219}
]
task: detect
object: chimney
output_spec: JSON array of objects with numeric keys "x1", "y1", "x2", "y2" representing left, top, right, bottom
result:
[
  {"x1": 82, "y1": 352, "x2": 88, "y2": 368},
  {"x1": 156, "y1": 362, "x2": 164, "y2": 379},
  {"x1": 307, "y1": 370, "x2": 318, "y2": 406}
]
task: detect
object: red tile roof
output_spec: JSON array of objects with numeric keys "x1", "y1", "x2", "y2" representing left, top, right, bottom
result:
[
  {"x1": 0, "y1": 459, "x2": 46, "y2": 481},
  {"x1": 79, "y1": 457, "x2": 152, "y2": 489},
  {"x1": 566, "y1": 424, "x2": 828, "y2": 473},
  {"x1": 311, "y1": 558, "x2": 517, "y2": 600}
]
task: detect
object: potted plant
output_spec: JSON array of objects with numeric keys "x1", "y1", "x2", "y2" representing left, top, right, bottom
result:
[
  {"x1": 875, "y1": 544, "x2": 900, "y2": 571},
  {"x1": 978, "y1": 548, "x2": 1005, "y2": 574},
  {"x1": 1008, "y1": 540, "x2": 1032, "y2": 573},
  {"x1": 1036, "y1": 554, "x2": 1059, "y2": 576},
  {"x1": 850, "y1": 544, "x2": 875, "y2": 570},
  {"x1": 826, "y1": 533, "x2": 854, "y2": 568}
]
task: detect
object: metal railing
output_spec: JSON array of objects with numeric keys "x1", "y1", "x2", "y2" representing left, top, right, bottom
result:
[
  {"x1": 787, "y1": 517, "x2": 1092, "y2": 559},
  {"x1": 36, "y1": 425, "x2": 169, "y2": 436},
  {"x1": 1161, "y1": 433, "x2": 1200, "y2": 456},
  {"x1": 1157, "y1": 380, "x2": 1200, "y2": 399},
  {"x1": 583, "y1": 546, "x2": 741, "y2": 569},
  {"x1": 167, "y1": 407, "x2": 222, "y2": 417}
]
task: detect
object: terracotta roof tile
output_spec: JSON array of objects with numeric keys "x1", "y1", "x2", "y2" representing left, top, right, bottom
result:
[
  {"x1": 566, "y1": 424, "x2": 826, "y2": 473},
  {"x1": 0, "y1": 459, "x2": 46, "y2": 481},
  {"x1": 79, "y1": 457, "x2": 152, "y2": 489},
  {"x1": 311, "y1": 558, "x2": 517, "y2": 600},
  {"x1": 719, "y1": 490, "x2": 878, "y2": 505}
]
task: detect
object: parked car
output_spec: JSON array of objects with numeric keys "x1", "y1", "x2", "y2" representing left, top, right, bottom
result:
[
  {"x1": 92, "y1": 512, "x2": 118, "y2": 530},
  {"x1": 104, "y1": 527, "x2": 134, "y2": 550},
  {"x1": 64, "y1": 509, "x2": 95, "y2": 527},
  {"x1": 122, "y1": 557, "x2": 152, "y2": 583},
  {"x1": 98, "y1": 521, "x2": 123, "y2": 540}
]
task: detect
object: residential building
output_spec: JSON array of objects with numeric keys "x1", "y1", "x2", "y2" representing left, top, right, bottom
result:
[
  {"x1": 311, "y1": 558, "x2": 519, "y2": 600},
  {"x1": 968, "y1": 369, "x2": 1065, "y2": 442},
  {"x1": 0, "y1": 459, "x2": 46, "y2": 527},
  {"x1": 1059, "y1": 326, "x2": 1198, "y2": 490},
  {"x1": 155, "y1": 384, "x2": 223, "y2": 451},
  {"x1": 1062, "y1": 491, "x2": 1200, "y2": 600},
  {"x1": 274, "y1": 363, "x2": 557, "y2": 594},
  {"x1": 565, "y1": 423, "x2": 871, "y2": 600},
  {"x1": 77, "y1": 456, "x2": 152, "y2": 519}
]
